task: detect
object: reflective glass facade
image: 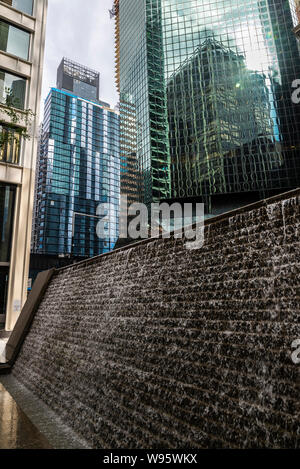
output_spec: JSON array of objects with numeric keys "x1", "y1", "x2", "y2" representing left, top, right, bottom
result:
[
  {"x1": 119, "y1": 95, "x2": 141, "y2": 206},
  {"x1": 0, "y1": 69, "x2": 26, "y2": 109},
  {"x1": 119, "y1": 0, "x2": 300, "y2": 212},
  {"x1": 33, "y1": 88, "x2": 120, "y2": 257},
  {"x1": 119, "y1": 0, "x2": 170, "y2": 205},
  {"x1": 0, "y1": 19, "x2": 30, "y2": 60},
  {"x1": 0, "y1": 266, "x2": 9, "y2": 328},
  {"x1": 0, "y1": 124, "x2": 20, "y2": 164}
]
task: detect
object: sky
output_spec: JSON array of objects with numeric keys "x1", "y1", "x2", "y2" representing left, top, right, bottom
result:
[{"x1": 41, "y1": 0, "x2": 118, "y2": 117}]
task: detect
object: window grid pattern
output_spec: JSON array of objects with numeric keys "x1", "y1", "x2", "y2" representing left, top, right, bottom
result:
[
  {"x1": 119, "y1": 0, "x2": 171, "y2": 205},
  {"x1": 33, "y1": 88, "x2": 120, "y2": 258},
  {"x1": 164, "y1": 0, "x2": 300, "y2": 200},
  {"x1": 120, "y1": 0, "x2": 300, "y2": 209}
]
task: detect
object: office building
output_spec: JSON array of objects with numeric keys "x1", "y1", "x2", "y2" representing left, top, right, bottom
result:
[
  {"x1": 167, "y1": 37, "x2": 282, "y2": 202},
  {"x1": 0, "y1": 0, "x2": 47, "y2": 330},
  {"x1": 32, "y1": 59, "x2": 120, "y2": 258},
  {"x1": 119, "y1": 94, "x2": 140, "y2": 206},
  {"x1": 115, "y1": 0, "x2": 300, "y2": 212}
]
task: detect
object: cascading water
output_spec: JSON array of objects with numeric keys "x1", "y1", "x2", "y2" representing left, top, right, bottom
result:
[{"x1": 5, "y1": 191, "x2": 300, "y2": 449}]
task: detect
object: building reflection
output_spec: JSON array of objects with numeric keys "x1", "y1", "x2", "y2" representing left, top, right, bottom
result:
[
  {"x1": 161, "y1": 0, "x2": 300, "y2": 211},
  {"x1": 167, "y1": 37, "x2": 285, "y2": 199},
  {"x1": 117, "y1": 0, "x2": 300, "y2": 214}
]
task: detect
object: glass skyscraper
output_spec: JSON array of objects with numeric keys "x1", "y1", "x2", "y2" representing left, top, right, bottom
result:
[
  {"x1": 116, "y1": 0, "x2": 300, "y2": 213},
  {"x1": 119, "y1": 95, "x2": 141, "y2": 206},
  {"x1": 32, "y1": 59, "x2": 120, "y2": 258}
]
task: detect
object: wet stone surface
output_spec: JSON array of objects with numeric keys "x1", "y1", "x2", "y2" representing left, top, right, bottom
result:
[
  {"x1": 0, "y1": 375, "x2": 89, "y2": 449},
  {"x1": 11, "y1": 193, "x2": 300, "y2": 449},
  {"x1": 0, "y1": 383, "x2": 51, "y2": 449}
]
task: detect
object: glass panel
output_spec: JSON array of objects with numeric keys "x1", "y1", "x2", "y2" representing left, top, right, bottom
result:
[
  {"x1": 0, "y1": 266, "x2": 9, "y2": 327},
  {"x1": 33, "y1": 88, "x2": 120, "y2": 257},
  {"x1": 0, "y1": 21, "x2": 9, "y2": 53},
  {"x1": 0, "y1": 183, "x2": 16, "y2": 263},
  {"x1": 0, "y1": 124, "x2": 21, "y2": 164},
  {"x1": 2, "y1": 0, "x2": 33, "y2": 16},
  {"x1": 0, "y1": 69, "x2": 26, "y2": 109},
  {"x1": 162, "y1": 0, "x2": 300, "y2": 210},
  {"x1": 0, "y1": 20, "x2": 30, "y2": 60},
  {"x1": 119, "y1": 0, "x2": 300, "y2": 214},
  {"x1": 73, "y1": 80, "x2": 98, "y2": 101}
]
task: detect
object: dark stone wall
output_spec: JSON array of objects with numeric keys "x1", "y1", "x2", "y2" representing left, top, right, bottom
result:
[{"x1": 12, "y1": 191, "x2": 300, "y2": 448}]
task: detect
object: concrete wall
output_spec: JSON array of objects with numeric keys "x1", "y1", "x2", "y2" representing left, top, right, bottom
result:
[{"x1": 12, "y1": 190, "x2": 300, "y2": 448}]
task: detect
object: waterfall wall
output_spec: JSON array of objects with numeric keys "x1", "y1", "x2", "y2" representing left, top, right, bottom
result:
[{"x1": 11, "y1": 190, "x2": 300, "y2": 448}]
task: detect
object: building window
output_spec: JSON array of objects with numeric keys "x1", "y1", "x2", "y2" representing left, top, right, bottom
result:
[
  {"x1": 0, "y1": 69, "x2": 26, "y2": 109},
  {"x1": 0, "y1": 183, "x2": 16, "y2": 263},
  {"x1": 2, "y1": 0, "x2": 33, "y2": 16},
  {"x1": 0, "y1": 266, "x2": 9, "y2": 327},
  {"x1": 0, "y1": 124, "x2": 21, "y2": 164},
  {"x1": 0, "y1": 20, "x2": 30, "y2": 61},
  {"x1": 0, "y1": 182, "x2": 15, "y2": 327}
]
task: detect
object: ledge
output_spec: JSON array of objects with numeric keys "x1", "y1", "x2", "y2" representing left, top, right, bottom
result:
[
  {"x1": 0, "y1": 51, "x2": 32, "y2": 78},
  {"x1": 0, "y1": 163, "x2": 23, "y2": 185},
  {"x1": 0, "y1": 104, "x2": 29, "y2": 128},
  {"x1": 0, "y1": 2, "x2": 35, "y2": 30},
  {"x1": 0, "y1": 269, "x2": 55, "y2": 374},
  {"x1": 58, "y1": 187, "x2": 300, "y2": 273}
]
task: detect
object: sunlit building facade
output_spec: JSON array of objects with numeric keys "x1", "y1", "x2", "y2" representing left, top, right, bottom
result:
[
  {"x1": 32, "y1": 60, "x2": 120, "y2": 258},
  {"x1": 117, "y1": 0, "x2": 300, "y2": 213}
]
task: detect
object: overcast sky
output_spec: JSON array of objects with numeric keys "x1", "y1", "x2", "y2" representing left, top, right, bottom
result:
[{"x1": 41, "y1": 0, "x2": 118, "y2": 116}]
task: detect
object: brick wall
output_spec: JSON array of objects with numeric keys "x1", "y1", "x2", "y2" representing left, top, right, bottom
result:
[{"x1": 12, "y1": 191, "x2": 300, "y2": 448}]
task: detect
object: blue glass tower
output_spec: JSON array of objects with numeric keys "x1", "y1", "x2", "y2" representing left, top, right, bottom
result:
[{"x1": 33, "y1": 59, "x2": 120, "y2": 257}]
